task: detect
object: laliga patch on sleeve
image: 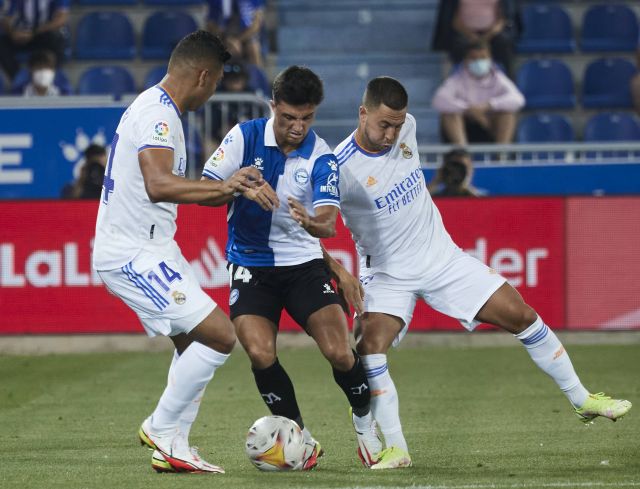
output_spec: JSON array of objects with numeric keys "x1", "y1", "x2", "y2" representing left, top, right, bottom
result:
[{"x1": 152, "y1": 120, "x2": 170, "y2": 143}]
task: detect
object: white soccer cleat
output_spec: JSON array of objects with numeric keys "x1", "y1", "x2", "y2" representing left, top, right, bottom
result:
[
  {"x1": 350, "y1": 409, "x2": 382, "y2": 467},
  {"x1": 139, "y1": 417, "x2": 224, "y2": 474}
]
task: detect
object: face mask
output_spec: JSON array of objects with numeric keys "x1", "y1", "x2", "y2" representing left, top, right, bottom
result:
[
  {"x1": 33, "y1": 69, "x2": 55, "y2": 88},
  {"x1": 467, "y1": 59, "x2": 491, "y2": 78}
]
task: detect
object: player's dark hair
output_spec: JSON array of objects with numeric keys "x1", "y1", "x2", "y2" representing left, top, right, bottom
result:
[
  {"x1": 169, "y1": 30, "x2": 230, "y2": 69},
  {"x1": 363, "y1": 76, "x2": 408, "y2": 111},
  {"x1": 272, "y1": 66, "x2": 324, "y2": 106}
]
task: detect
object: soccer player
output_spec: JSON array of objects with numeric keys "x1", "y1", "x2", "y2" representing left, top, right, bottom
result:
[
  {"x1": 201, "y1": 65, "x2": 382, "y2": 469},
  {"x1": 324, "y1": 77, "x2": 632, "y2": 469},
  {"x1": 92, "y1": 31, "x2": 267, "y2": 474}
]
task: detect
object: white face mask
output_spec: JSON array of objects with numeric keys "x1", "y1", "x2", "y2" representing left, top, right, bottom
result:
[
  {"x1": 467, "y1": 59, "x2": 491, "y2": 78},
  {"x1": 33, "y1": 69, "x2": 55, "y2": 88}
]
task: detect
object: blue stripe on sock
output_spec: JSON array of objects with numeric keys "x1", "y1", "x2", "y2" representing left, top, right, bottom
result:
[
  {"x1": 365, "y1": 364, "x2": 388, "y2": 378},
  {"x1": 520, "y1": 324, "x2": 549, "y2": 346}
]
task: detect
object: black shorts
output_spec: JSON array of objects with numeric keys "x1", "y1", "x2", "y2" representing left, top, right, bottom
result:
[{"x1": 227, "y1": 259, "x2": 341, "y2": 329}]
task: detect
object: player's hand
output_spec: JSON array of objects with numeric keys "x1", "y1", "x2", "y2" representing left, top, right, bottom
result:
[
  {"x1": 288, "y1": 197, "x2": 311, "y2": 229},
  {"x1": 243, "y1": 180, "x2": 280, "y2": 211},
  {"x1": 227, "y1": 167, "x2": 263, "y2": 194},
  {"x1": 335, "y1": 269, "x2": 365, "y2": 317}
]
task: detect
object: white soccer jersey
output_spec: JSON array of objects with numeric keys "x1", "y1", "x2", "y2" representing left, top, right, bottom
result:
[
  {"x1": 93, "y1": 86, "x2": 186, "y2": 270},
  {"x1": 335, "y1": 114, "x2": 457, "y2": 277}
]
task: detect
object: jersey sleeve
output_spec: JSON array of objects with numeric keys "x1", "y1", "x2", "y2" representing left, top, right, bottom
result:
[
  {"x1": 311, "y1": 154, "x2": 340, "y2": 209},
  {"x1": 202, "y1": 124, "x2": 245, "y2": 181},
  {"x1": 135, "y1": 104, "x2": 178, "y2": 153}
]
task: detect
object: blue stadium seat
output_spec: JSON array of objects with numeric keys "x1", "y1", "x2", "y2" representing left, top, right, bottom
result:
[
  {"x1": 517, "y1": 4, "x2": 575, "y2": 53},
  {"x1": 516, "y1": 59, "x2": 575, "y2": 109},
  {"x1": 10, "y1": 68, "x2": 72, "y2": 95},
  {"x1": 144, "y1": 65, "x2": 167, "y2": 89},
  {"x1": 75, "y1": 12, "x2": 135, "y2": 60},
  {"x1": 141, "y1": 11, "x2": 198, "y2": 60},
  {"x1": 77, "y1": 66, "x2": 136, "y2": 98},
  {"x1": 582, "y1": 58, "x2": 636, "y2": 109},
  {"x1": 581, "y1": 4, "x2": 639, "y2": 52},
  {"x1": 584, "y1": 113, "x2": 640, "y2": 142},
  {"x1": 516, "y1": 114, "x2": 574, "y2": 143}
]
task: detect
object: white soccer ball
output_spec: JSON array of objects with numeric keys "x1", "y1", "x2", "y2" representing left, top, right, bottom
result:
[{"x1": 245, "y1": 415, "x2": 308, "y2": 471}]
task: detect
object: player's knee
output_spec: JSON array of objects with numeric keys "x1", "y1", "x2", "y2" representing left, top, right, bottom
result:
[
  {"x1": 324, "y1": 346, "x2": 355, "y2": 372},
  {"x1": 357, "y1": 334, "x2": 387, "y2": 355},
  {"x1": 215, "y1": 327, "x2": 237, "y2": 354},
  {"x1": 506, "y1": 303, "x2": 538, "y2": 333},
  {"x1": 243, "y1": 344, "x2": 276, "y2": 370}
]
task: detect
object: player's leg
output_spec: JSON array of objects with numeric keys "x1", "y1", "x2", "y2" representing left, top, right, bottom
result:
[
  {"x1": 355, "y1": 313, "x2": 411, "y2": 462},
  {"x1": 476, "y1": 283, "x2": 632, "y2": 422},
  {"x1": 285, "y1": 260, "x2": 380, "y2": 467},
  {"x1": 100, "y1": 249, "x2": 232, "y2": 473},
  {"x1": 142, "y1": 306, "x2": 234, "y2": 473},
  {"x1": 234, "y1": 313, "x2": 320, "y2": 469},
  {"x1": 228, "y1": 262, "x2": 319, "y2": 466},
  {"x1": 234, "y1": 314, "x2": 306, "y2": 424}
]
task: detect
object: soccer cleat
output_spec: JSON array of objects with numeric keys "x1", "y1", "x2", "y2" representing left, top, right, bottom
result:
[
  {"x1": 139, "y1": 417, "x2": 224, "y2": 473},
  {"x1": 301, "y1": 436, "x2": 324, "y2": 470},
  {"x1": 370, "y1": 447, "x2": 412, "y2": 470},
  {"x1": 151, "y1": 450, "x2": 176, "y2": 473},
  {"x1": 138, "y1": 417, "x2": 156, "y2": 450},
  {"x1": 575, "y1": 393, "x2": 632, "y2": 424},
  {"x1": 350, "y1": 408, "x2": 382, "y2": 467}
]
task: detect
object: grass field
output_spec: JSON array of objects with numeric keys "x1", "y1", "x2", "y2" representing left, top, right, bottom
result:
[{"x1": 1, "y1": 342, "x2": 639, "y2": 489}]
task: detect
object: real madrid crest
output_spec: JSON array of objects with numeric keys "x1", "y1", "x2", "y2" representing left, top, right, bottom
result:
[
  {"x1": 400, "y1": 143, "x2": 413, "y2": 159},
  {"x1": 172, "y1": 291, "x2": 186, "y2": 305}
]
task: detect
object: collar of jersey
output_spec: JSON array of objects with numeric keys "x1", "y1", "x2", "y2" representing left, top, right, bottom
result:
[
  {"x1": 353, "y1": 135, "x2": 392, "y2": 158},
  {"x1": 156, "y1": 85, "x2": 182, "y2": 117},
  {"x1": 264, "y1": 117, "x2": 316, "y2": 159}
]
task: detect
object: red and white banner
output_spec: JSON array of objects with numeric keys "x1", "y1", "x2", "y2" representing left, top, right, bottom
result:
[{"x1": 1, "y1": 198, "x2": 638, "y2": 334}]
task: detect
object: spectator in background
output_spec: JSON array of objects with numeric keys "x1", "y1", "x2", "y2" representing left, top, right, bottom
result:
[
  {"x1": 428, "y1": 148, "x2": 481, "y2": 197},
  {"x1": 0, "y1": 0, "x2": 70, "y2": 81},
  {"x1": 206, "y1": 0, "x2": 265, "y2": 68},
  {"x1": 61, "y1": 144, "x2": 107, "y2": 199},
  {"x1": 632, "y1": 35, "x2": 640, "y2": 117},
  {"x1": 431, "y1": 0, "x2": 520, "y2": 78},
  {"x1": 432, "y1": 41, "x2": 524, "y2": 145},
  {"x1": 18, "y1": 49, "x2": 67, "y2": 97}
]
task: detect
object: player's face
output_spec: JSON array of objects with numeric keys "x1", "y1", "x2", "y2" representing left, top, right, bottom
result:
[
  {"x1": 358, "y1": 104, "x2": 407, "y2": 152},
  {"x1": 271, "y1": 101, "x2": 317, "y2": 151}
]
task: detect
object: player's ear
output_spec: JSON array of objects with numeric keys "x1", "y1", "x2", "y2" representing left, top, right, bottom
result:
[{"x1": 198, "y1": 69, "x2": 209, "y2": 87}]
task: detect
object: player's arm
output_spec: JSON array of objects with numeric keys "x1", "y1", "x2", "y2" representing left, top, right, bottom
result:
[
  {"x1": 321, "y1": 244, "x2": 364, "y2": 316},
  {"x1": 288, "y1": 199, "x2": 337, "y2": 238},
  {"x1": 139, "y1": 148, "x2": 258, "y2": 205}
]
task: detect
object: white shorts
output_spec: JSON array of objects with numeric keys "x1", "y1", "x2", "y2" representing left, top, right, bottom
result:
[
  {"x1": 98, "y1": 247, "x2": 216, "y2": 337},
  {"x1": 361, "y1": 248, "x2": 506, "y2": 346}
]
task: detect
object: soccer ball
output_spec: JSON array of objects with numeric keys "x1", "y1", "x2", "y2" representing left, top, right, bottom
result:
[{"x1": 245, "y1": 415, "x2": 308, "y2": 471}]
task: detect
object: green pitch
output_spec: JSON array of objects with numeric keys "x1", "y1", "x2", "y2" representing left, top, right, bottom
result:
[{"x1": 1, "y1": 341, "x2": 639, "y2": 489}]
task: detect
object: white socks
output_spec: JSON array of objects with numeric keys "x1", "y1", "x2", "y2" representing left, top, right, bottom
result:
[
  {"x1": 165, "y1": 350, "x2": 207, "y2": 441},
  {"x1": 361, "y1": 354, "x2": 408, "y2": 452},
  {"x1": 515, "y1": 316, "x2": 589, "y2": 407},
  {"x1": 151, "y1": 342, "x2": 229, "y2": 435}
]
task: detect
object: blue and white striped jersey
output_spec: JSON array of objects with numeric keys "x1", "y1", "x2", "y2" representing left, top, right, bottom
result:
[{"x1": 202, "y1": 118, "x2": 340, "y2": 267}]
